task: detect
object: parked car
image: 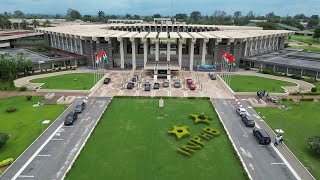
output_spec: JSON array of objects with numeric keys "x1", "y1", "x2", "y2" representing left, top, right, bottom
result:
[
  {"x1": 174, "y1": 80, "x2": 181, "y2": 88},
  {"x1": 64, "y1": 111, "x2": 78, "y2": 126},
  {"x1": 253, "y1": 128, "x2": 271, "y2": 145},
  {"x1": 241, "y1": 115, "x2": 255, "y2": 127},
  {"x1": 103, "y1": 78, "x2": 111, "y2": 84},
  {"x1": 127, "y1": 82, "x2": 134, "y2": 89},
  {"x1": 209, "y1": 73, "x2": 216, "y2": 80},
  {"x1": 144, "y1": 83, "x2": 151, "y2": 91},
  {"x1": 154, "y1": 82, "x2": 160, "y2": 89},
  {"x1": 236, "y1": 108, "x2": 248, "y2": 117},
  {"x1": 189, "y1": 83, "x2": 196, "y2": 90},
  {"x1": 132, "y1": 75, "x2": 139, "y2": 82},
  {"x1": 186, "y1": 78, "x2": 193, "y2": 85},
  {"x1": 163, "y1": 79, "x2": 169, "y2": 87},
  {"x1": 75, "y1": 101, "x2": 86, "y2": 113}
]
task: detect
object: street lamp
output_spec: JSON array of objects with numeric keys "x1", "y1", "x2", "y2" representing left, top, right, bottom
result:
[{"x1": 33, "y1": 102, "x2": 44, "y2": 131}]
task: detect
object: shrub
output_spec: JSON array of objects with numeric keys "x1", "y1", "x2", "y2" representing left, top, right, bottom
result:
[
  {"x1": 244, "y1": 66, "x2": 251, "y2": 70},
  {"x1": 6, "y1": 107, "x2": 17, "y2": 113},
  {"x1": 311, "y1": 87, "x2": 317, "y2": 92},
  {"x1": 19, "y1": 86, "x2": 27, "y2": 91},
  {"x1": 290, "y1": 74, "x2": 303, "y2": 80},
  {"x1": 0, "y1": 158, "x2": 14, "y2": 167},
  {"x1": 0, "y1": 133, "x2": 9, "y2": 148},
  {"x1": 307, "y1": 136, "x2": 320, "y2": 155},
  {"x1": 282, "y1": 98, "x2": 288, "y2": 101},
  {"x1": 300, "y1": 98, "x2": 314, "y2": 101},
  {"x1": 26, "y1": 96, "x2": 32, "y2": 101}
]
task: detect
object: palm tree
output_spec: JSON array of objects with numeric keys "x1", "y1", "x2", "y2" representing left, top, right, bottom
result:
[
  {"x1": 43, "y1": 19, "x2": 51, "y2": 27},
  {"x1": 20, "y1": 19, "x2": 28, "y2": 29},
  {"x1": 97, "y1": 11, "x2": 105, "y2": 22},
  {"x1": 32, "y1": 19, "x2": 39, "y2": 28}
]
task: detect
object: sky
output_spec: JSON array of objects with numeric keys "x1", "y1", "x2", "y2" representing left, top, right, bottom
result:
[{"x1": 0, "y1": 0, "x2": 319, "y2": 17}]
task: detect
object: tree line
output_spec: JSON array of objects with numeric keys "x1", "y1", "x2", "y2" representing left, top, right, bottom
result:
[
  {"x1": 0, "y1": 53, "x2": 32, "y2": 87},
  {"x1": 1, "y1": 9, "x2": 319, "y2": 30}
]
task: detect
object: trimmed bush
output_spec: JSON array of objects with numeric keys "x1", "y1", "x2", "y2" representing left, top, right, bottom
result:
[
  {"x1": 26, "y1": 95, "x2": 32, "y2": 101},
  {"x1": 244, "y1": 66, "x2": 251, "y2": 71},
  {"x1": 0, "y1": 133, "x2": 9, "y2": 148},
  {"x1": 290, "y1": 92, "x2": 320, "y2": 96},
  {"x1": 19, "y1": 86, "x2": 27, "y2": 91},
  {"x1": 282, "y1": 98, "x2": 288, "y2": 101},
  {"x1": 290, "y1": 74, "x2": 303, "y2": 80},
  {"x1": 300, "y1": 98, "x2": 314, "y2": 101},
  {"x1": 0, "y1": 158, "x2": 14, "y2": 167},
  {"x1": 6, "y1": 107, "x2": 17, "y2": 113},
  {"x1": 177, "y1": 148, "x2": 191, "y2": 157},
  {"x1": 307, "y1": 136, "x2": 320, "y2": 155},
  {"x1": 311, "y1": 87, "x2": 317, "y2": 92}
]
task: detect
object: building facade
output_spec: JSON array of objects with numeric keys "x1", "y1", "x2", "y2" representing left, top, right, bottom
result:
[{"x1": 36, "y1": 19, "x2": 294, "y2": 79}]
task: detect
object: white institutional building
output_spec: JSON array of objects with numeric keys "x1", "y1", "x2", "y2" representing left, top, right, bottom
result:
[{"x1": 36, "y1": 18, "x2": 294, "y2": 78}]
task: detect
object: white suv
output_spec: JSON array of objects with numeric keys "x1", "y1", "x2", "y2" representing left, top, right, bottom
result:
[{"x1": 236, "y1": 108, "x2": 248, "y2": 117}]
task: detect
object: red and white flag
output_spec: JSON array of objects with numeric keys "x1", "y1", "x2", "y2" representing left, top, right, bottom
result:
[{"x1": 222, "y1": 50, "x2": 235, "y2": 64}]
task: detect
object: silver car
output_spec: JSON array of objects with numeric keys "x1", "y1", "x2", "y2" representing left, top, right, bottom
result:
[
  {"x1": 163, "y1": 79, "x2": 169, "y2": 87},
  {"x1": 174, "y1": 79, "x2": 181, "y2": 88}
]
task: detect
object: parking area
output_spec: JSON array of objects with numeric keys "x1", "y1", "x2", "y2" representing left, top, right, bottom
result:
[
  {"x1": 92, "y1": 70, "x2": 234, "y2": 99},
  {"x1": 2, "y1": 97, "x2": 111, "y2": 180}
]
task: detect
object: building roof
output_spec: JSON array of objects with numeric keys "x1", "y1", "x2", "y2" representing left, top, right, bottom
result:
[{"x1": 0, "y1": 30, "x2": 42, "y2": 41}]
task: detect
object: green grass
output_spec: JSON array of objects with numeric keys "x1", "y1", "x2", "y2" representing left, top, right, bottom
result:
[
  {"x1": 290, "y1": 35, "x2": 320, "y2": 46},
  {"x1": 30, "y1": 73, "x2": 95, "y2": 90},
  {"x1": 0, "y1": 96, "x2": 66, "y2": 161},
  {"x1": 66, "y1": 98, "x2": 247, "y2": 180},
  {"x1": 229, "y1": 75, "x2": 296, "y2": 92},
  {"x1": 290, "y1": 46, "x2": 320, "y2": 53},
  {"x1": 256, "y1": 101, "x2": 320, "y2": 179},
  {"x1": 314, "y1": 82, "x2": 320, "y2": 90},
  {"x1": 0, "y1": 81, "x2": 17, "y2": 91}
]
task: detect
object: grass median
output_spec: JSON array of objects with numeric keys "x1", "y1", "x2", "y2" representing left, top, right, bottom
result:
[
  {"x1": 66, "y1": 97, "x2": 247, "y2": 180},
  {"x1": 0, "y1": 96, "x2": 66, "y2": 161},
  {"x1": 229, "y1": 75, "x2": 296, "y2": 93},
  {"x1": 30, "y1": 73, "x2": 95, "y2": 90},
  {"x1": 256, "y1": 101, "x2": 320, "y2": 179}
]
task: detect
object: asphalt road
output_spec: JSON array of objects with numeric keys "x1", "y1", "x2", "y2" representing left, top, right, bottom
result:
[
  {"x1": 1, "y1": 97, "x2": 111, "y2": 180},
  {"x1": 212, "y1": 98, "x2": 297, "y2": 180}
]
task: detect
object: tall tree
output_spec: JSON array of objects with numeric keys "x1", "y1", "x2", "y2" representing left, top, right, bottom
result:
[
  {"x1": 97, "y1": 11, "x2": 105, "y2": 21},
  {"x1": 20, "y1": 19, "x2": 28, "y2": 29},
  {"x1": 14, "y1": 10, "x2": 24, "y2": 19},
  {"x1": 31, "y1": 18, "x2": 39, "y2": 28},
  {"x1": 152, "y1": 14, "x2": 161, "y2": 18},
  {"x1": 0, "y1": 15, "x2": 12, "y2": 29},
  {"x1": 66, "y1": 8, "x2": 82, "y2": 20},
  {"x1": 175, "y1": 13, "x2": 188, "y2": 20},
  {"x1": 313, "y1": 28, "x2": 320, "y2": 39},
  {"x1": 190, "y1": 11, "x2": 201, "y2": 23},
  {"x1": 233, "y1": 11, "x2": 242, "y2": 18},
  {"x1": 133, "y1": 15, "x2": 140, "y2": 19},
  {"x1": 125, "y1": 14, "x2": 132, "y2": 19},
  {"x1": 42, "y1": 19, "x2": 51, "y2": 27}
]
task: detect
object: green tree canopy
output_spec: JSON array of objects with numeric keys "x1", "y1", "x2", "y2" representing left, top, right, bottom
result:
[{"x1": 66, "y1": 8, "x2": 82, "y2": 20}]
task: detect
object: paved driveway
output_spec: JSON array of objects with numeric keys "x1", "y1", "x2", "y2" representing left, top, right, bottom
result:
[
  {"x1": 1, "y1": 97, "x2": 111, "y2": 180},
  {"x1": 212, "y1": 98, "x2": 297, "y2": 180}
]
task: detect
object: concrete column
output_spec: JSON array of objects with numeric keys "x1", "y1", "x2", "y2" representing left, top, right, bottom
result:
[
  {"x1": 178, "y1": 39, "x2": 182, "y2": 67},
  {"x1": 244, "y1": 40, "x2": 248, "y2": 57},
  {"x1": 264, "y1": 37, "x2": 268, "y2": 51},
  {"x1": 259, "y1": 38, "x2": 263, "y2": 53},
  {"x1": 167, "y1": 40, "x2": 170, "y2": 62},
  {"x1": 301, "y1": 69, "x2": 303, "y2": 76},
  {"x1": 123, "y1": 39, "x2": 128, "y2": 54},
  {"x1": 143, "y1": 39, "x2": 148, "y2": 66},
  {"x1": 79, "y1": 38, "x2": 83, "y2": 55},
  {"x1": 275, "y1": 37, "x2": 279, "y2": 50},
  {"x1": 118, "y1": 38, "x2": 125, "y2": 68},
  {"x1": 189, "y1": 40, "x2": 195, "y2": 71},
  {"x1": 249, "y1": 40, "x2": 253, "y2": 56},
  {"x1": 74, "y1": 37, "x2": 78, "y2": 53},
  {"x1": 155, "y1": 39, "x2": 159, "y2": 62},
  {"x1": 268, "y1": 36, "x2": 272, "y2": 51},
  {"x1": 54, "y1": 34, "x2": 58, "y2": 48},
  {"x1": 52, "y1": 62, "x2": 55, "y2": 69},
  {"x1": 254, "y1": 39, "x2": 258, "y2": 55},
  {"x1": 130, "y1": 38, "x2": 136, "y2": 70},
  {"x1": 50, "y1": 34, "x2": 53, "y2": 47},
  {"x1": 70, "y1": 37, "x2": 74, "y2": 52},
  {"x1": 201, "y1": 39, "x2": 207, "y2": 65},
  {"x1": 61, "y1": 35, "x2": 65, "y2": 50}
]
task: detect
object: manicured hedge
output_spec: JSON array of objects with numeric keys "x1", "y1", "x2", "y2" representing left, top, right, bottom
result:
[
  {"x1": 0, "y1": 133, "x2": 9, "y2": 148},
  {"x1": 290, "y1": 92, "x2": 320, "y2": 95},
  {"x1": 300, "y1": 98, "x2": 314, "y2": 101},
  {"x1": 0, "y1": 158, "x2": 14, "y2": 167},
  {"x1": 6, "y1": 107, "x2": 16, "y2": 113}
]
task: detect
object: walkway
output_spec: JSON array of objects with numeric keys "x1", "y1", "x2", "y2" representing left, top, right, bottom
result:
[{"x1": 232, "y1": 71, "x2": 315, "y2": 92}]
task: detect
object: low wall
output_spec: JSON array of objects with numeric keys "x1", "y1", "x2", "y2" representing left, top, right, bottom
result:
[
  {"x1": 248, "y1": 98, "x2": 267, "y2": 107},
  {"x1": 45, "y1": 93, "x2": 55, "y2": 99},
  {"x1": 37, "y1": 89, "x2": 90, "y2": 94},
  {"x1": 57, "y1": 96, "x2": 76, "y2": 104}
]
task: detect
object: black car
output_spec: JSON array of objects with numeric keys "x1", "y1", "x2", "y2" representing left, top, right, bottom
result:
[
  {"x1": 132, "y1": 75, "x2": 139, "y2": 82},
  {"x1": 153, "y1": 82, "x2": 160, "y2": 89},
  {"x1": 64, "y1": 111, "x2": 78, "y2": 126},
  {"x1": 145, "y1": 83, "x2": 151, "y2": 91},
  {"x1": 127, "y1": 82, "x2": 134, "y2": 89},
  {"x1": 75, "y1": 101, "x2": 86, "y2": 113},
  {"x1": 103, "y1": 78, "x2": 111, "y2": 84},
  {"x1": 241, "y1": 115, "x2": 255, "y2": 127},
  {"x1": 209, "y1": 73, "x2": 216, "y2": 80},
  {"x1": 253, "y1": 128, "x2": 271, "y2": 145}
]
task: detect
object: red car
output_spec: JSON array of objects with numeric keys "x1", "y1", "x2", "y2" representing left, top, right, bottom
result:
[
  {"x1": 189, "y1": 83, "x2": 196, "y2": 90},
  {"x1": 186, "y1": 78, "x2": 193, "y2": 85}
]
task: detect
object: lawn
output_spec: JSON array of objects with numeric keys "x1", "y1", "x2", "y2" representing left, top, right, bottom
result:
[
  {"x1": 290, "y1": 35, "x2": 320, "y2": 46},
  {"x1": 30, "y1": 73, "x2": 95, "y2": 90},
  {"x1": 229, "y1": 75, "x2": 296, "y2": 93},
  {"x1": 290, "y1": 46, "x2": 320, "y2": 53},
  {"x1": 0, "y1": 96, "x2": 66, "y2": 161},
  {"x1": 256, "y1": 101, "x2": 320, "y2": 179},
  {"x1": 66, "y1": 97, "x2": 247, "y2": 180}
]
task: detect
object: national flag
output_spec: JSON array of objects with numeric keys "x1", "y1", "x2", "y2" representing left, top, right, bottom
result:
[
  {"x1": 95, "y1": 53, "x2": 100, "y2": 64},
  {"x1": 222, "y1": 50, "x2": 235, "y2": 65}
]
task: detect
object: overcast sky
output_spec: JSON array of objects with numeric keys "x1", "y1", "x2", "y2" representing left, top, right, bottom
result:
[{"x1": 0, "y1": 0, "x2": 319, "y2": 16}]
